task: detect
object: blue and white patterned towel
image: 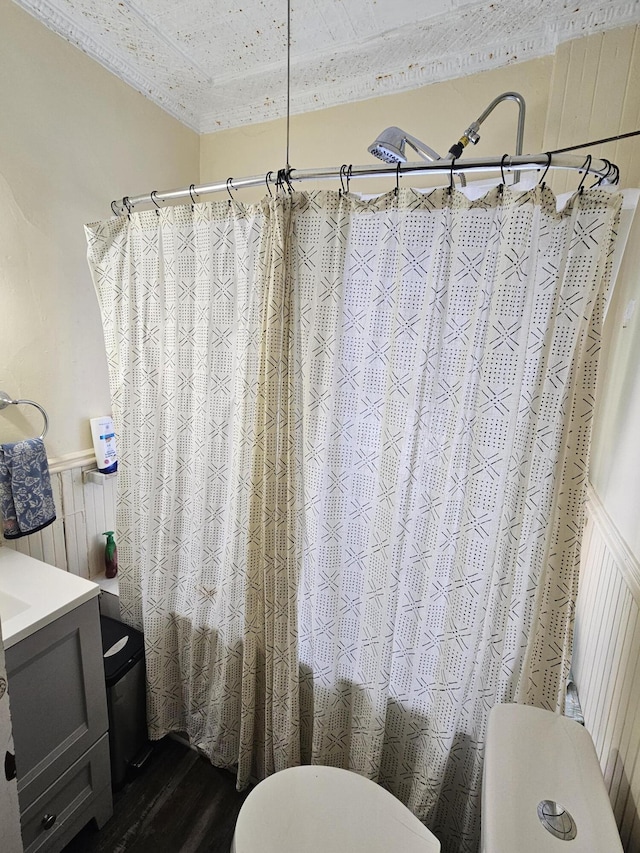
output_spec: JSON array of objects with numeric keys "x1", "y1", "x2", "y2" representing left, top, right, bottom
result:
[{"x1": 0, "y1": 438, "x2": 56, "y2": 539}]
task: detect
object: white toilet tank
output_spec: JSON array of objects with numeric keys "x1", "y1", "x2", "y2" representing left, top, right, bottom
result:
[{"x1": 481, "y1": 703, "x2": 623, "y2": 852}]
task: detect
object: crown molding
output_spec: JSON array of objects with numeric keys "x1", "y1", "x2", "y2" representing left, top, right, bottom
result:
[{"x1": 13, "y1": 0, "x2": 640, "y2": 135}]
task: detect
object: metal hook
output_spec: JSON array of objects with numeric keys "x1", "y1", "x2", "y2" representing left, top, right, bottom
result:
[
  {"x1": 448, "y1": 158, "x2": 456, "y2": 196},
  {"x1": 275, "y1": 168, "x2": 292, "y2": 196},
  {"x1": 500, "y1": 154, "x2": 509, "y2": 191},
  {"x1": 591, "y1": 157, "x2": 608, "y2": 188},
  {"x1": 189, "y1": 184, "x2": 198, "y2": 205},
  {"x1": 395, "y1": 162, "x2": 401, "y2": 197},
  {"x1": 591, "y1": 158, "x2": 616, "y2": 189},
  {"x1": 604, "y1": 159, "x2": 615, "y2": 184},
  {"x1": 265, "y1": 171, "x2": 274, "y2": 198},
  {"x1": 609, "y1": 160, "x2": 620, "y2": 186},
  {"x1": 339, "y1": 164, "x2": 347, "y2": 196},
  {"x1": 122, "y1": 196, "x2": 133, "y2": 220},
  {"x1": 538, "y1": 152, "x2": 552, "y2": 188},
  {"x1": 346, "y1": 164, "x2": 353, "y2": 194},
  {"x1": 284, "y1": 167, "x2": 294, "y2": 194},
  {"x1": 226, "y1": 177, "x2": 235, "y2": 204},
  {"x1": 577, "y1": 154, "x2": 592, "y2": 194},
  {"x1": 111, "y1": 200, "x2": 120, "y2": 217},
  {"x1": 151, "y1": 190, "x2": 161, "y2": 216}
]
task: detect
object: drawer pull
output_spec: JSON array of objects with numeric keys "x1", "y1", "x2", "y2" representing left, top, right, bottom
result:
[{"x1": 41, "y1": 813, "x2": 57, "y2": 830}]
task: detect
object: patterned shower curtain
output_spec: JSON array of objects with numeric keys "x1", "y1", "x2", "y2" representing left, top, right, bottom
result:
[{"x1": 86, "y1": 185, "x2": 620, "y2": 852}]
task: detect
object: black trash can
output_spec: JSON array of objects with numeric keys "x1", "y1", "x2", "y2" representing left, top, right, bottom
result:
[{"x1": 100, "y1": 615, "x2": 148, "y2": 788}]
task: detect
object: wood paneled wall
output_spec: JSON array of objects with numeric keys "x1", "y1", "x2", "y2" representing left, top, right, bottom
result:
[
  {"x1": 543, "y1": 25, "x2": 640, "y2": 193},
  {"x1": 573, "y1": 487, "x2": 640, "y2": 852},
  {"x1": 0, "y1": 457, "x2": 117, "y2": 580}
]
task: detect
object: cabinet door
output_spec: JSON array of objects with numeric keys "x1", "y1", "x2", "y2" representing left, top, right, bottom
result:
[{"x1": 5, "y1": 598, "x2": 109, "y2": 808}]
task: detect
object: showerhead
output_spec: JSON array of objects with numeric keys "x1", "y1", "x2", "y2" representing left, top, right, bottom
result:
[
  {"x1": 367, "y1": 127, "x2": 408, "y2": 164},
  {"x1": 367, "y1": 93, "x2": 527, "y2": 187},
  {"x1": 368, "y1": 126, "x2": 441, "y2": 164}
]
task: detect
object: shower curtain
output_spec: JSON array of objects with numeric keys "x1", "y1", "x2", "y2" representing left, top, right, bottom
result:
[{"x1": 86, "y1": 185, "x2": 620, "y2": 852}]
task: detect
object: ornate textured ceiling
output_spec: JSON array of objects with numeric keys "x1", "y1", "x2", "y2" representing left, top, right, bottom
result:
[{"x1": 13, "y1": 0, "x2": 640, "y2": 133}]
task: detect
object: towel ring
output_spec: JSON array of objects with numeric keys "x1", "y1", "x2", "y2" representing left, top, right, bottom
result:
[{"x1": 0, "y1": 391, "x2": 49, "y2": 439}]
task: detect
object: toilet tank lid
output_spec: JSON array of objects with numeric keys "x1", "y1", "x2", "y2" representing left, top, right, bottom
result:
[{"x1": 482, "y1": 704, "x2": 623, "y2": 853}]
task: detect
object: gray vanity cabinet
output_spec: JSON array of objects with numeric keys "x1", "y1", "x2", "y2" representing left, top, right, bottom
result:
[{"x1": 5, "y1": 597, "x2": 112, "y2": 852}]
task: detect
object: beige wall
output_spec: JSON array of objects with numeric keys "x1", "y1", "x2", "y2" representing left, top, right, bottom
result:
[
  {"x1": 0, "y1": 0, "x2": 199, "y2": 458},
  {"x1": 200, "y1": 57, "x2": 553, "y2": 201}
]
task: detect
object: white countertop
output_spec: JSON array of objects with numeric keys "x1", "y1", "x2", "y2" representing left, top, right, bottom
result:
[
  {"x1": 0, "y1": 548, "x2": 99, "y2": 649},
  {"x1": 95, "y1": 572, "x2": 119, "y2": 596}
]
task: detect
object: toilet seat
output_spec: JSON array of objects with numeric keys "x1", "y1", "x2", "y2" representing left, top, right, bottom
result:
[{"x1": 231, "y1": 765, "x2": 440, "y2": 853}]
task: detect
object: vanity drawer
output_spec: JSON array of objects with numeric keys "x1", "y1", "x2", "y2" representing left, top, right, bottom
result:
[{"x1": 20, "y1": 733, "x2": 112, "y2": 853}]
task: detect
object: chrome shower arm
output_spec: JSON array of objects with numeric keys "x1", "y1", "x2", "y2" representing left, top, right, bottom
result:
[
  {"x1": 453, "y1": 91, "x2": 526, "y2": 157},
  {"x1": 403, "y1": 133, "x2": 442, "y2": 163},
  {"x1": 475, "y1": 92, "x2": 526, "y2": 155}
]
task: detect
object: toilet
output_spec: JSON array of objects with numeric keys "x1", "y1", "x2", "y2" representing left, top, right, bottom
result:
[
  {"x1": 230, "y1": 763, "x2": 440, "y2": 852},
  {"x1": 232, "y1": 704, "x2": 623, "y2": 852},
  {"x1": 481, "y1": 703, "x2": 623, "y2": 852}
]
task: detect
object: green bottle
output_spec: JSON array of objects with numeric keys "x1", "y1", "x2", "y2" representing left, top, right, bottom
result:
[{"x1": 103, "y1": 531, "x2": 118, "y2": 579}]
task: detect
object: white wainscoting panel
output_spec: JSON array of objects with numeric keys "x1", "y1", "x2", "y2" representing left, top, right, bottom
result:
[
  {"x1": 573, "y1": 486, "x2": 640, "y2": 852},
  {"x1": 0, "y1": 455, "x2": 117, "y2": 581},
  {"x1": 83, "y1": 469, "x2": 118, "y2": 578},
  {"x1": 5, "y1": 473, "x2": 67, "y2": 569}
]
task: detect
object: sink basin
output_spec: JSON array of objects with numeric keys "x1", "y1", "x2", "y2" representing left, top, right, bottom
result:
[
  {"x1": 0, "y1": 547, "x2": 99, "y2": 648},
  {"x1": 0, "y1": 589, "x2": 30, "y2": 621}
]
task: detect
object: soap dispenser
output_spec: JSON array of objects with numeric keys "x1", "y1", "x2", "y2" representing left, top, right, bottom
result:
[{"x1": 103, "y1": 531, "x2": 118, "y2": 579}]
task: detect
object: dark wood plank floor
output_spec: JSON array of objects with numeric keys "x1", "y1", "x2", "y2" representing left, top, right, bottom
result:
[{"x1": 63, "y1": 738, "x2": 251, "y2": 853}]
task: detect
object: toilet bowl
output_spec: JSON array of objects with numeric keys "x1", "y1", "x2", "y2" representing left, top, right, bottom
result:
[
  {"x1": 232, "y1": 703, "x2": 623, "y2": 853},
  {"x1": 231, "y1": 764, "x2": 440, "y2": 853}
]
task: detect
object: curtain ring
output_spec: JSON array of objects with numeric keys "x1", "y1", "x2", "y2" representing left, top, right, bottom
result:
[
  {"x1": 538, "y1": 152, "x2": 552, "y2": 188},
  {"x1": 227, "y1": 178, "x2": 236, "y2": 204},
  {"x1": 189, "y1": 184, "x2": 198, "y2": 205},
  {"x1": 577, "y1": 154, "x2": 592, "y2": 194},
  {"x1": 151, "y1": 190, "x2": 161, "y2": 216},
  {"x1": 285, "y1": 167, "x2": 294, "y2": 194},
  {"x1": 265, "y1": 171, "x2": 274, "y2": 198},
  {"x1": 591, "y1": 158, "x2": 607, "y2": 188},
  {"x1": 339, "y1": 164, "x2": 347, "y2": 196},
  {"x1": 591, "y1": 156, "x2": 616, "y2": 189},
  {"x1": 448, "y1": 158, "x2": 456, "y2": 196},
  {"x1": 499, "y1": 154, "x2": 509, "y2": 191},
  {"x1": 122, "y1": 196, "x2": 133, "y2": 219},
  {"x1": 395, "y1": 162, "x2": 401, "y2": 196},
  {"x1": 613, "y1": 162, "x2": 621, "y2": 185},
  {"x1": 346, "y1": 164, "x2": 352, "y2": 194},
  {"x1": 111, "y1": 200, "x2": 119, "y2": 217}
]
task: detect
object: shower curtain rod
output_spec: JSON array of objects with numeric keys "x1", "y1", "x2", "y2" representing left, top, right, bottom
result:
[{"x1": 111, "y1": 152, "x2": 618, "y2": 216}]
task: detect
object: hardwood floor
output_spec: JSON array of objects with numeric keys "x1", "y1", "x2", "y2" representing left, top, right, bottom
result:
[{"x1": 63, "y1": 738, "x2": 251, "y2": 853}]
